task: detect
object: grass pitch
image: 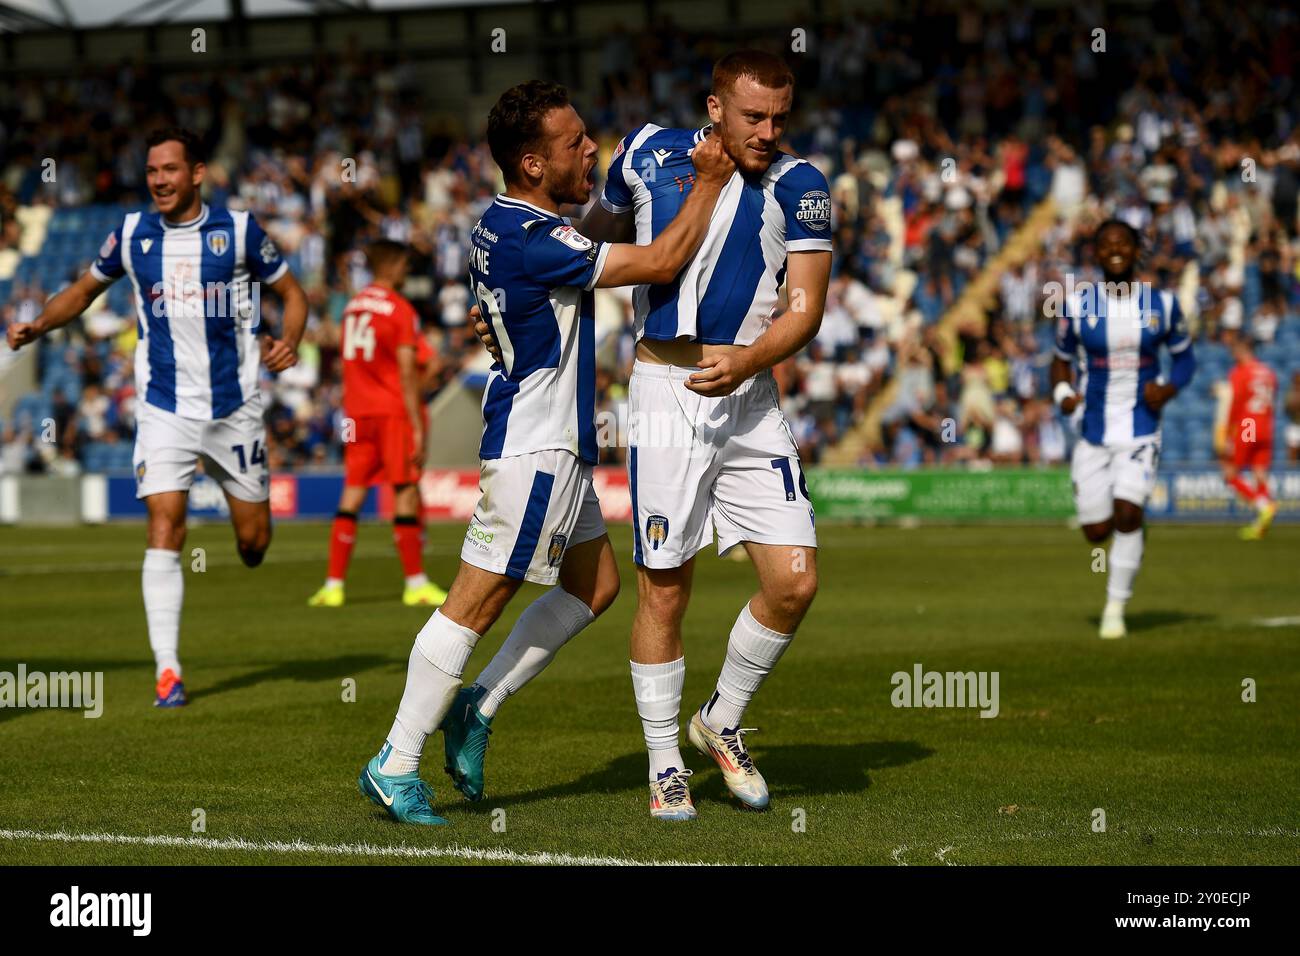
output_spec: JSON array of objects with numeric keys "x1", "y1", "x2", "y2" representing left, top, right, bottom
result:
[{"x1": 0, "y1": 520, "x2": 1296, "y2": 865}]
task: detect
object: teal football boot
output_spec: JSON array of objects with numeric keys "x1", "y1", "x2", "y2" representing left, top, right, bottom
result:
[
  {"x1": 358, "y1": 752, "x2": 449, "y2": 826},
  {"x1": 441, "y1": 684, "x2": 493, "y2": 802}
]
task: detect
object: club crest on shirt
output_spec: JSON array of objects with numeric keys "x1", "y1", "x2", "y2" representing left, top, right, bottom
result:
[
  {"x1": 645, "y1": 514, "x2": 669, "y2": 550},
  {"x1": 207, "y1": 230, "x2": 229, "y2": 256},
  {"x1": 547, "y1": 532, "x2": 568, "y2": 568},
  {"x1": 549, "y1": 224, "x2": 592, "y2": 252}
]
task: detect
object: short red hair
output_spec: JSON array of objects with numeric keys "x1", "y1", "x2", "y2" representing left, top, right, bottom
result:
[{"x1": 712, "y1": 49, "x2": 795, "y2": 99}]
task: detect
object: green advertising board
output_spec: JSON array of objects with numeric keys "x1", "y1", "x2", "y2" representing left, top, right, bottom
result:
[{"x1": 806, "y1": 468, "x2": 1075, "y2": 521}]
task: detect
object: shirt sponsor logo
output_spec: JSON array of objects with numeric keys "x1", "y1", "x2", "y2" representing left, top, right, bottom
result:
[
  {"x1": 98, "y1": 231, "x2": 117, "y2": 259},
  {"x1": 549, "y1": 224, "x2": 593, "y2": 252},
  {"x1": 796, "y1": 189, "x2": 831, "y2": 232},
  {"x1": 465, "y1": 523, "x2": 494, "y2": 552}
]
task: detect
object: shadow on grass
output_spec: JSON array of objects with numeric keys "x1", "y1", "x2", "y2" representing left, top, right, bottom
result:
[
  {"x1": 0, "y1": 658, "x2": 143, "y2": 723},
  {"x1": 1084, "y1": 609, "x2": 1216, "y2": 633},
  {"x1": 0, "y1": 653, "x2": 404, "y2": 720},
  {"x1": 457, "y1": 739, "x2": 934, "y2": 811},
  {"x1": 190, "y1": 654, "x2": 398, "y2": 702}
]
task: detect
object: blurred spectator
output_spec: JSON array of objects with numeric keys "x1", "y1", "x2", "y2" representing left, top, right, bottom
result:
[{"x1": 2, "y1": 3, "x2": 1298, "y2": 474}]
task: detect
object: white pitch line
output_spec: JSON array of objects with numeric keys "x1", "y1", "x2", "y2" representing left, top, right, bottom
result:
[
  {"x1": 0, "y1": 828, "x2": 729, "y2": 867},
  {"x1": 1252, "y1": 616, "x2": 1300, "y2": 628}
]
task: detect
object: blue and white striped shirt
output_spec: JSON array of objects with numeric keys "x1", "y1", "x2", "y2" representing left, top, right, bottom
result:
[
  {"x1": 91, "y1": 204, "x2": 287, "y2": 420},
  {"x1": 468, "y1": 196, "x2": 610, "y2": 465},
  {"x1": 601, "y1": 124, "x2": 832, "y2": 346},
  {"x1": 1054, "y1": 285, "x2": 1194, "y2": 446}
]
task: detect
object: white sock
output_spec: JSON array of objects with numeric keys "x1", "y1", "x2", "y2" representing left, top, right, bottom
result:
[
  {"x1": 325, "y1": 577, "x2": 344, "y2": 589},
  {"x1": 474, "y1": 587, "x2": 595, "y2": 719},
  {"x1": 143, "y1": 548, "x2": 183, "y2": 679},
  {"x1": 1106, "y1": 528, "x2": 1144, "y2": 603},
  {"x1": 405, "y1": 573, "x2": 429, "y2": 589},
  {"x1": 703, "y1": 602, "x2": 795, "y2": 733},
  {"x1": 630, "y1": 657, "x2": 686, "y2": 780},
  {"x1": 379, "y1": 610, "x2": 480, "y2": 775}
]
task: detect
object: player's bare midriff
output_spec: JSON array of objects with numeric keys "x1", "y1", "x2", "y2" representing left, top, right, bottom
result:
[{"x1": 636, "y1": 337, "x2": 742, "y2": 367}]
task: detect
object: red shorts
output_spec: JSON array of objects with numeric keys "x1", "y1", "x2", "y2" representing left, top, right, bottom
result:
[
  {"x1": 1232, "y1": 437, "x2": 1272, "y2": 471},
  {"x1": 344, "y1": 415, "x2": 419, "y2": 487}
]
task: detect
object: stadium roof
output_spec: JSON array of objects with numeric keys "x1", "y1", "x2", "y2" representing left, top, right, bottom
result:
[{"x1": 0, "y1": 0, "x2": 518, "y2": 32}]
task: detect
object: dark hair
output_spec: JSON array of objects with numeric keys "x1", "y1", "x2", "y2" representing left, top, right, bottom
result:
[
  {"x1": 145, "y1": 127, "x2": 206, "y2": 167},
  {"x1": 487, "y1": 81, "x2": 571, "y2": 185},
  {"x1": 1093, "y1": 218, "x2": 1141, "y2": 248},
  {"x1": 365, "y1": 239, "x2": 409, "y2": 272},
  {"x1": 712, "y1": 49, "x2": 795, "y2": 99}
]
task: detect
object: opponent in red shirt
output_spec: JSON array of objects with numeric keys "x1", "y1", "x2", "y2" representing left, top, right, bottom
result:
[
  {"x1": 1221, "y1": 337, "x2": 1278, "y2": 539},
  {"x1": 309, "y1": 240, "x2": 448, "y2": 606}
]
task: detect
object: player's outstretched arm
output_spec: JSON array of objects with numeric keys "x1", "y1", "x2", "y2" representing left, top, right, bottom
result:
[
  {"x1": 261, "y1": 271, "x2": 308, "y2": 372},
  {"x1": 685, "y1": 250, "x2": 831, "y2": 397},
  {"x1": 5, "y1": 271, "x2": 107, "y2": 351},
  {"x1": 595, "y1": 135, "x2": 735, "y2": 288}
]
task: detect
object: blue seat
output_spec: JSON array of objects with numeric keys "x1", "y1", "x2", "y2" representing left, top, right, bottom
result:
[
  {"x1": 82, "y1": 443, "x2": 108, "y2": 473},
  {"x1": 110, "y1": 443, "x2": 134, "y2": 471},
  {"x1": 11, "y1": 393, "x2": 52, "y2": 431}
]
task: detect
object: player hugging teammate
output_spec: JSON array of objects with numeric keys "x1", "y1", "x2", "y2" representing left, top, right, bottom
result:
[
  {"x1": 358, "y1": 80, "x2": 737, "y2": 825},
  {"x1": 366, "y1": 50, "x2": 834, "y2": 825},
  {"x1": 1050, "y1": 220, "x2": 1197, "y2": 639}
]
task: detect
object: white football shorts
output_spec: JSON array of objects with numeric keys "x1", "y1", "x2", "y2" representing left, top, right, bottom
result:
[
  {"x1": 627, "y1": 359, "x2": 818, "y2": 569},
  {"x1": 133, "y1": 399, "x2": 269, "y2": 502},
  {"x1": 1070, "y1": 435, "x2": 1161, "y2": 525},
  {"x1": 460, "y1": 448, "x2": 606, "y2": 586}
]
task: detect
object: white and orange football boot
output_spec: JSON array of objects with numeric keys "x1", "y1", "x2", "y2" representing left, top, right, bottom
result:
[
  {"x1": 688, "y1": 710, "x2": 769, "y2": 809},
  {"x1": 648, "y1": 767, "x2": 696, "y2": 821}
]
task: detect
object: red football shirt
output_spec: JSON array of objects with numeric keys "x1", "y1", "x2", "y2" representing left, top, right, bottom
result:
[
  {"x1": 1228, "y1": 358, "x2": 1277, "y2": 443},
  {"x1": 340, "y1": 284, "x2": 418, "y2": 420}
]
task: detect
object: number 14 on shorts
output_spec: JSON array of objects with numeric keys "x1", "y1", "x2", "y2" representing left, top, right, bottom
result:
[{"x1": 232, "y1": 439, "x2": 266, "y2": 474}]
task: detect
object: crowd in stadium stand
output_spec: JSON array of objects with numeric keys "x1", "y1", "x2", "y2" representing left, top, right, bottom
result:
[{"x1": 2, "y1": 1, "x2": 1299, "y2": 477}]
